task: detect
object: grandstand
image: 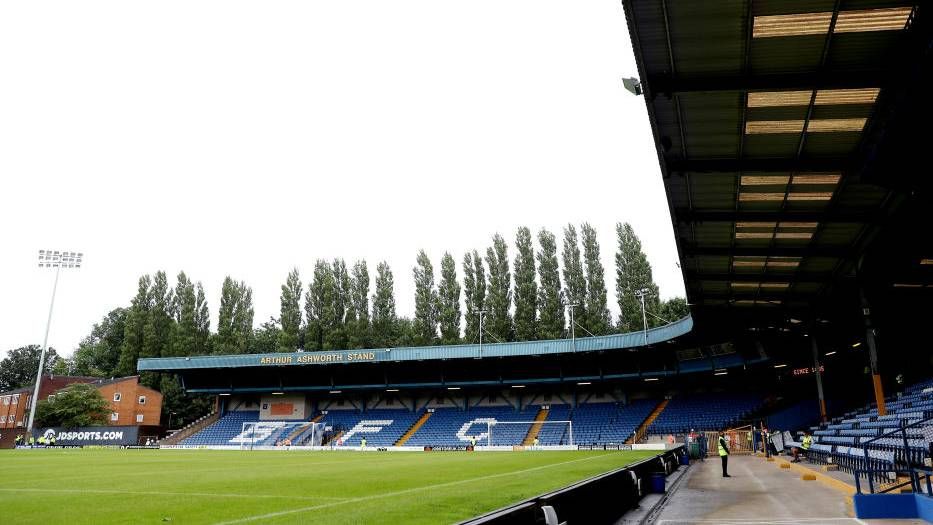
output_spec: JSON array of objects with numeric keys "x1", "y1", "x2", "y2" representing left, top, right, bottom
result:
[
  {"x1": 648, "y1": 393, "x2": 763, "y2": 436},
  {"x1": 786, "y1": 378, "x2": 933, "y2": 481}
]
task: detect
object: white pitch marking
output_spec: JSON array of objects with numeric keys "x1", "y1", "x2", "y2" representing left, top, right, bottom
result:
[{"x1": 213, "y1": 452, "x2": 616, "y2": 525}]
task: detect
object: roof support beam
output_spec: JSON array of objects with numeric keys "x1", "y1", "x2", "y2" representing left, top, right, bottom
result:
[
  {"x1": 665, "y1": 157, "x2": 849, "y2": 173},
  {"x1": 647, "y1": 71, "x2": 880, "y2": 96},
  {"x1": 685, "y1": 271, "x2": 831, "y2": 283},
  {"x1": 674, "y1": 209, "x2": 879, "y2": 224},
  {"x1": 683, "y1": 245, "x2": 850, "y2": 257}
]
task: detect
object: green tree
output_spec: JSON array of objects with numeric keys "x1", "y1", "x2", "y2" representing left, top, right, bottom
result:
[
  {"x1": 71, "y1": 308, "x2": 127, "y2": 377},
  {"x1": 562, "y1": 225, "x2": 588, "y2": 335},
  {"x1": 658, "y1": 297, "x2": 690, "y2": 323},
  {"x1": 278, "y1": 268, "x2": 302, "y2": 351},
  {"x1": 329, "y1": 259, "x2": 351, "y2": 350},
  {"x1": 158, "y1": 374, "x2": 212, "y2": 429},
  {"x1": 393, "y1": 317, "x2": 417, "y2": 347},
  {"x1": 371, "y1": 261, "x2": 397, "y2": 348},
  {"x1": 116, "y1": 275, "x2": 152, "y2": 376},
  {"x1": 140, "y1": 271, "x2": 174, "y2": 388},
  {"x1": 251, "y1": 317, "x2": 281, "y2": 354},
  {"x1": 194, "y1": 282, "x2": 210, "y2": 354},
  {"x1": 216, "y1": 276, "x2": 254, "y2": 354},
  {"x1": 485, "y1": 234, "x2": 512, "y2": 341},
  {"x1": 412, "y1": 250, "x2": 439, "y2": 345},
  {"x1": 536, "y1": 228, "x2": 565, "y2": 340},
  {"x1": 34, "y1": 383, "x2": 109, "y2": 428},
  {"x1": 462, "y1": 251, "x2": 486, "y2": 343},
  {"x1": 615, "y1": 222, "x2": 660, "y2": 332},
  {"x1": 581, "y1": 223, "x2": 611, "y2": 335},
  {"x1": 513, "y1": 227, "x2": 537, "y2": 341},
  {"x1": 168, "y1": 272, "x2": 196, "y2": 358},
  {"x1": 437, "y1": 252, "x2": 461, "y2": 345},
  {"x1": 306, "y1": 261, "x2": 339, "y2": 350},
  {"x1": 348, "y1": 260, "x2": 371, "y2": 349},
  {"x1": 0, "y1": 345, "x2": 60, "y2": 391}
]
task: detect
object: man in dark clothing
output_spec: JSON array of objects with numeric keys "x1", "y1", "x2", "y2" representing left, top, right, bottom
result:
[{"x1": 718, "y1": 430, "x2": 731, "y2": 477}]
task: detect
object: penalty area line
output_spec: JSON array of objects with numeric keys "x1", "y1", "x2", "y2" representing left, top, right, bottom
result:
[{"x1": 213, "y1": 452, "x2": 615, "y2": 525}]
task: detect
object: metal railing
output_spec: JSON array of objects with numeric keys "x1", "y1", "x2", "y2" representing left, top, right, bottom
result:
[{"x1": 856, "y1": 414, "x2": 933, "y2": 494}]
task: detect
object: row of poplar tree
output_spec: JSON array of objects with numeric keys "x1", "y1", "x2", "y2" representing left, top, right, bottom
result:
[{"x1": 24, "y1": 221, "x2": 687, "y2": 426}]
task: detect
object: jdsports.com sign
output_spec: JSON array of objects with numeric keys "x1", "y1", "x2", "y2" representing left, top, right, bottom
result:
[{"x1": 40, "y1": 426, "x2": 139, "y2": 446}]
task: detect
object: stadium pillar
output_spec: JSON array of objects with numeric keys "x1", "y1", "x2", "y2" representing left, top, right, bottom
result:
[
  {"x1": 810, "y1": 337, "x2": 827, "y2": 423},
  {"x1": 860, "y1": 289, "x2": 886, "y2": 416}
]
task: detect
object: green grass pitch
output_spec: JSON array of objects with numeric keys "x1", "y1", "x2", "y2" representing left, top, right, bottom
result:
[{"x1": 0, "y1": 448, "x2": 656, "y2": 524}]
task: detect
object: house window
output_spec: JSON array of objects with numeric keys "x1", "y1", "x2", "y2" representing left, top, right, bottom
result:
[
  {"x1": 136, "y1": 414, "x2": 144, "y2": 423},
  {"x1": 111, "y1": 412, "x2": 119, "y2": 421},
  {"x1": 0, "y1": 416, "x2": 6, "y2": 424},
  {"x1": 12, "y1": 394, "x2": 19, "y2": 404},
  {"x1": 138, "y1": 395, "x2": 146, "y2": 405},
  {"x1": 2, "y1": 396, "x2": 8, "y2": 406},
  {"x1": 113, "y1": 393, "x2": 122, "y2": 402}
]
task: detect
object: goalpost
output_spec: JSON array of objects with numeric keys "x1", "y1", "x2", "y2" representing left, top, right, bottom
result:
[
  {"x1": 484, "y1": 420, "x2": 573, "y2": 447},
  {"x1": 236, "y1": 421, "x2": 325, "y2": 449}
]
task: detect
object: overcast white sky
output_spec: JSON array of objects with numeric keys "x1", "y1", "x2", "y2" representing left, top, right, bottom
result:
[{"x1": 0, "y1": 1, "x2": 685, "y2": 359}]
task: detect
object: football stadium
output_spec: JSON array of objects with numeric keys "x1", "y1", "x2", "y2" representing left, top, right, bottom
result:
[{"x1": 3, "y1": 1, "x2": 933, "y2": 524}]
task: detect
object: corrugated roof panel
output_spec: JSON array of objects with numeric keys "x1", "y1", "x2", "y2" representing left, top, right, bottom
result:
[
  {"x1": 802, "y1": 132, "x2": 864, "y2": 155},
  {"x1": 750, "y1": 35, "x2": 825, "y2": 74},
  {"x1": 825, "y1": 31, "x2": 907, "y2": 70},
  {"x1": 743, "y1": 134, "x2": 802, "y2": 156},
  {"x1": 690, "y1": 173, "x2": 738, "y2": 209},
  {"x1": 678, "y1": 92, "x2": 743, "y2": 157},
  {"x1": 668, "y1": 0, "x2": 747, "y2": 77},
  {"x1": 630, "y1": 0, "x2": 671, "y2": 75}
]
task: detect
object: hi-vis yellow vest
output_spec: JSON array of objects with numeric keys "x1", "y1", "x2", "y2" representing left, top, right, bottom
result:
[
  {"x1": 802, "y1": 436, "x2": 812, "y2": 450},
  {"x1": 718, "y1": 437, "x2": 728, "y2": 456}
]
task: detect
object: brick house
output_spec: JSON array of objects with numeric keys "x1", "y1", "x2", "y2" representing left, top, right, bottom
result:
[{"x1": 0, "y1": 375, "x2": 161, "y2": 447}]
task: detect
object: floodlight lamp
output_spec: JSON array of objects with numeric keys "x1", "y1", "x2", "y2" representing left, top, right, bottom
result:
[{"x1": 622, "y1": 77, "x2": 643, "y2": 96}]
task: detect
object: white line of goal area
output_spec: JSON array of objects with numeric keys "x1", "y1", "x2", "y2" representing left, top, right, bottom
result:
[
  {"x1": 213, "y1": 451, "x2": 612, "y2": 525},
  {"x1": 483, "y1": 420, "x2": 573, "y2": 447}
]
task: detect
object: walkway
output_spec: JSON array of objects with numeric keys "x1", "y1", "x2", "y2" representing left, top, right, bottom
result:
[{"x1": 651, "y1": 455, "x2": 926, "y2": 525}]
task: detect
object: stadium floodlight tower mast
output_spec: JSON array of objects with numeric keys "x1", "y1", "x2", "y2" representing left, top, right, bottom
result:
[
  {"x1": 634, "y1": 288, "x2": 654, "y2": 345},
  {"x1": 565, "y1": 302, "x2": 579, "y2": 352},
  {"x1": 27, "y1": 250, "x2": 83, "y2": 432}
]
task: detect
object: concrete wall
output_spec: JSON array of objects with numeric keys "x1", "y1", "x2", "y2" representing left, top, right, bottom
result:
[{"x1": 259, "y1": 395, "x2": 309, "y2": 420}]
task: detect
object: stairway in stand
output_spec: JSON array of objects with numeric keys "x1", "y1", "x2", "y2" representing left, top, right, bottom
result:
[
  {"x1": 522, "y1": 407, "x2": 550, "y2": 446},
  {"x1": 627, "y1": 399, "x2": 669, "y2": 444},
  {"x1": 394, "y1": 411, "x2": 432, "y2": 446},
  {"x1": 284, "y1": 414, "x2": 323, "y2": 443}
]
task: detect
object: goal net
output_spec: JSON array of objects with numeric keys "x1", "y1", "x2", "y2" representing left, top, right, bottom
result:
[
  {"x1": 234, "y1": 421, "x2": 325, "y2": 449},
  {"x1": 484, "y1": 420, "x2": 573, "y2": 447}
]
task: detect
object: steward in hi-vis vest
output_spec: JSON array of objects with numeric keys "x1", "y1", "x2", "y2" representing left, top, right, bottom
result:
[{"x1": 718, "y1": 431, "x2": 731, "y2": 478}]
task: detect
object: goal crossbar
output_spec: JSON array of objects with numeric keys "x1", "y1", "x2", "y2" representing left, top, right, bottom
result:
[{"x1": 485, "y1": 420, "x2": 573, "y2": 447}]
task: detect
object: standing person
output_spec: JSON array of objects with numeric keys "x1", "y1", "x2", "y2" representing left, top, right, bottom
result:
[
  {"x1": 533, "y1": 436, "x2": 539, "y2": 449},
  {"x1": 698, "y1": 433, "x2": 708, "y2": 461},
  {"x1": 470, "y1": 436, "x2": 477, "y2": 450},
  {"x1": 360, "y1": 437, "x2": 367, "y2": 451},
  {"x1": 718, "y1": 430, "x2": 731, "y2": 478}
]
